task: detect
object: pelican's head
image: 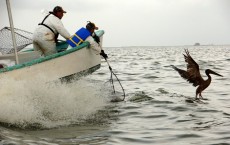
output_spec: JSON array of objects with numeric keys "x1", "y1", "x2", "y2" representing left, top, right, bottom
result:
[{"x1": 205, "y1": 69, "x2": 223, "y2": 77}]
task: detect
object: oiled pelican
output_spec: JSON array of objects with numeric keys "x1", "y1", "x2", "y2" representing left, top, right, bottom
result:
[{"x1": 171, "y1": 49, "x2": 223, "y2": 100}]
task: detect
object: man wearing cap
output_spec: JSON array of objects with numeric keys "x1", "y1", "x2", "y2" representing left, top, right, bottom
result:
[
  {"x1": 85, "y1": 22, "x2": 108, "y2": 59},
  {"x1": 33, "y1": 6, "x2": 71, "y2": 56},
  {"x1": 67, "y1": 21, "x2": 108, "y2": 59}
]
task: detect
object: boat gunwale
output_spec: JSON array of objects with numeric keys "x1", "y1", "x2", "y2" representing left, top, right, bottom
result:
[{"x1": 0, "y1": 42, "x2": 89, "y2": 73}]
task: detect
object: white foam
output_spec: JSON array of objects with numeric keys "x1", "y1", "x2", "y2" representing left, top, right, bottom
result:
[{"x1": 0, "y1": 75, "x2": 107, "y2": 128}]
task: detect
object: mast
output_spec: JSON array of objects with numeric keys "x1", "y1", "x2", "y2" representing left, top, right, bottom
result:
[{"x1": 6, "y1": 0, "x2": 19, "y2": 64}]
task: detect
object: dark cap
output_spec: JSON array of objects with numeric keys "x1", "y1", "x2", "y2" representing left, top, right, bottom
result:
[
  {"x1": 86, "y1": 21, "x2": 98, "y2": 31},
  {"x1": 53, "y1": 6, "x2": 66, "y2": 13}
]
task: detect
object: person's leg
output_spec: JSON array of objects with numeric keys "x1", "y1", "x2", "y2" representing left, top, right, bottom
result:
[
  {"x1": 33, "y1": 41, "x2": 44, "y2": 56},
  {"x1": 39, "y1": 40, "x2": 56, "y2": 56}
]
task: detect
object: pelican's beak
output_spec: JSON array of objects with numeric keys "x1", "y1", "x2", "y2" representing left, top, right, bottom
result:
[{"x1": 210, "y1": 70, "x2": 223, "y2": 77}]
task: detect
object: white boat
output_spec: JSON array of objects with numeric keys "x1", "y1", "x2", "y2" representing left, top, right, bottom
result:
[{"x1": 0, "y1": 0, "x2": 104, "y2": 82}]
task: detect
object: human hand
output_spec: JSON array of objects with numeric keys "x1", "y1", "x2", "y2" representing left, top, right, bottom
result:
[{"x1": 100, "y1": 50, "x2": 108, "y2": 59}]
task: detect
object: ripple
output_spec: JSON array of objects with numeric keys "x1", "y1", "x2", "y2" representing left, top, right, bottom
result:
[
  {"x1": 176, "y1": 119, "x2": 193, "y2": 123},
  {"x1": 211, "y1": 143, "x2": 230, "y2": 145},
  {"x1": 156, "y1": 88, "x2": 169, "y2": 94},
  {"x1": 149, "y1": 100, "x2": 174, "y2": 104},
  {"x1": 195, "y1": 109, "x2": 220, "y2": 113},
  {"x1": 142, "y1": 114, "x2": 168, "y2": 119},
  {"x1": 223, "y1": 112, "x2": 230, "y2": 116},
  {"x1": 170, "y1": 106, "x2": 190, "y2": 112},
  {"x1": 176, "y1": 133, "x2": 202, "y2": 138},
  {"x1": 128, "y1": 91, "x2": 153, "y2": 102},
  {"x1": 142, "y1": 75, "x2": 159, "y2": 79},
  {"x1": 118, "y1": 136, "x2": 153, "y2": 144}
]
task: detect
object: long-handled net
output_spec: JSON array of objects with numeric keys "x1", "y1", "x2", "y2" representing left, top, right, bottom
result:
[
  {"x1": 105, "y1": 59, "x2": 126, "y2": 102},
  {"x1": 0, "y1": 27, "x2": 33, "y2": 54}
]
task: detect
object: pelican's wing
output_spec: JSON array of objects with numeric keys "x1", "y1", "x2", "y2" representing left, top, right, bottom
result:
[{"x1": 183, "y1": 49, "x2": 204, "y2": 86}]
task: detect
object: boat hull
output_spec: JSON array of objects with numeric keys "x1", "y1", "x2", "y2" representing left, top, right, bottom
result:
[{"x1": 0, "y1": 45, "x2": 101, "y2": 82}]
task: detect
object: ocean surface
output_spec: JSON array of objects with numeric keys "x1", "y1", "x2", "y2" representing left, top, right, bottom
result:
[{"x1": 0, "y1": 46, "x2": 229, "y2": 145}]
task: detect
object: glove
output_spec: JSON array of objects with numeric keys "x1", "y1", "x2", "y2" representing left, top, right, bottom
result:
[{"x1": 100, "y1": 50, "x2": 108, "y2": 59}]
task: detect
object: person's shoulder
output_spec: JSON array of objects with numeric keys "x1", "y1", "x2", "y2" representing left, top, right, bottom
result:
[{"x1": 48, "y1": 14, "x2": 60, "y2": 21}]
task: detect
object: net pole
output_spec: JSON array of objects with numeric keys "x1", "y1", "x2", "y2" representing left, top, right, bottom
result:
[{"x1": 6, "y1": 0, "x2": 19, "y2": 64}]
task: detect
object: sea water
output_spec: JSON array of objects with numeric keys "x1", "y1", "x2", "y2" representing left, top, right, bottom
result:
[{"x1": 0, "y1": 46, "x2": 229, "y2": 145}]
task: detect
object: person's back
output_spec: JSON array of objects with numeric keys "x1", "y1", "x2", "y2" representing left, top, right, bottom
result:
[{"x1": 33, "y1": 6, "x2": 70, "y2": 56}]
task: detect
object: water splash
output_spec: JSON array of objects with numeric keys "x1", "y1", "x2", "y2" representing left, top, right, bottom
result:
[{"x1": 0, "y1": 75, "x2": 107, "y2": 129}]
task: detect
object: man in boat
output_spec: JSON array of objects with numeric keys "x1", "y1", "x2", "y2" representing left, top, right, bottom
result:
[
  {"x1": 67, "y1": 21, "x2": 108, "y2": 59},
  {"x1": 33, "y1": 6, "x2": 71, "y2": 56},
  {"x1": 86, "y1": 21, "x2": 108, "y2": 59}
]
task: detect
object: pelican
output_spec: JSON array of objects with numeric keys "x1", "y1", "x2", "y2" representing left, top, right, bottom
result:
[{"x1": 171, "y1": 49, "x2": 223, "y2": 100}]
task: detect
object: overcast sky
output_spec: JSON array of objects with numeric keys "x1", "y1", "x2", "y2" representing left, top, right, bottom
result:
[{"x1": 1, "y1": 0, "x2": 230, "y2": 47}]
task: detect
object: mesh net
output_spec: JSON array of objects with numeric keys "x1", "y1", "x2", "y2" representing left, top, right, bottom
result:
[{"x1": 0, "y1": 27, "x2": 33, "y2": 54}]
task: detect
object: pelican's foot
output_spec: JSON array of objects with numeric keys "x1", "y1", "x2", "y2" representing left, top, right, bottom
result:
[
  {"x1": 192, "y1": 98, "x2": 200, "y2": 102},
  {"x1": 194, "y1": 97, "x2": 200, "y2": 101}
]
